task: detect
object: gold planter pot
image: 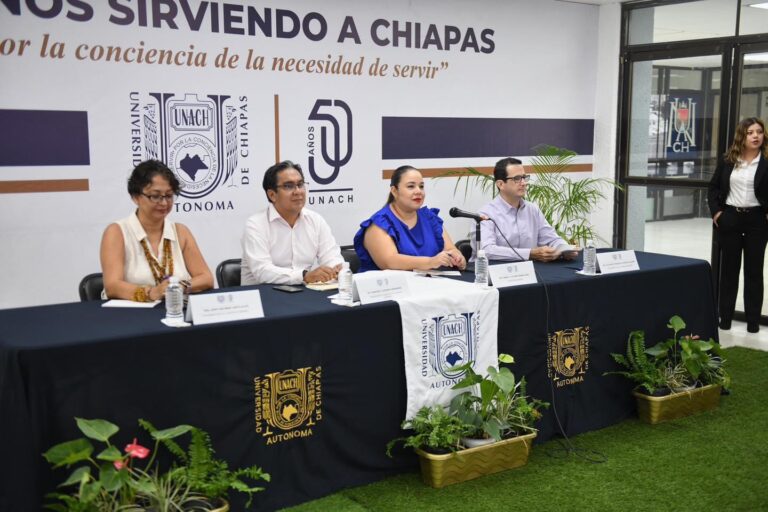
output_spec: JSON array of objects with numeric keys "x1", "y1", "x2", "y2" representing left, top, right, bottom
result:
[
  {"x1": 633, "y1": 384, "x2": 722, "y2": 424},
  {"x1": 210, "y1": 500, "x2": 229, "y2": 512},
  {"x1": 414, "y1": 432, "x2": 536, "y2": 488}
]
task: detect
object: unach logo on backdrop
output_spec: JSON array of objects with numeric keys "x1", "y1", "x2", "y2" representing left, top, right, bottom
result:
[
  {"x1": 129, "y1": 92, "x2": 251, "y2": 212},
  {"x1": 306, "y1": 99, "x2": 353, "y2": 207}
]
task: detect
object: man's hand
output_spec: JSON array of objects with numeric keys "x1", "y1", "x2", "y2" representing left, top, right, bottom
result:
[
  {"x1": 561, "y1": 250, "x2": 578, "y2": 261},
  {"x1": 530, "y1": 246, "x2": 558, "y2": 262},
  {"x1": 304, "y1": 266, "x2": 338, "y2": 283}
]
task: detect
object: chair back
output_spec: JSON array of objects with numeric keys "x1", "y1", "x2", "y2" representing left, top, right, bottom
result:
[
  {"x1": 216, "y1": 259, "x2": 242, "y2": 288},
  {"x1": 79, "y1": 273, "x2": 104, "y2": 302},
  {"x1": 340, "y1": 245, "x2": 360, "y2": 273},
  {"x1": 455, "y1": 239, "x2": 473, "y2": 261}
]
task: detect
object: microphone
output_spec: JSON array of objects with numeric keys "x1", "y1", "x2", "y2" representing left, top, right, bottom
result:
[{"x1": 449, "y1": 207, "x2": 486, "y2": 222}]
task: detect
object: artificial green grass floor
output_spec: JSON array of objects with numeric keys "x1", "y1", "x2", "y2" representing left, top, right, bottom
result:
[{"x1": 283, "y1": 347, "x2": 768, "y2": 512}]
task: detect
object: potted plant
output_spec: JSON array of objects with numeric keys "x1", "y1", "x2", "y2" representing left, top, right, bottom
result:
[
  {"x1": 607, "y1": 315, "x2": 730, "y2": 424},
  {"x1": 388, "y1": 355, "x2": 548, "y2": 488},
  {"x1": 437, "y1": 144, "x2": 622, "y2": 246},
  {"x1": 43, "y1": 418, "x2": 270, "y2": 511},
  {"x1": 386, "y1": 405, "x2": 473, "y2": 457}
]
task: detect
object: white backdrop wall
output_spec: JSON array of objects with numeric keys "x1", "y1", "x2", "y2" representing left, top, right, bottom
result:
[{"x1": 0, "y1": 0, "x2": 600, "y2": 308}]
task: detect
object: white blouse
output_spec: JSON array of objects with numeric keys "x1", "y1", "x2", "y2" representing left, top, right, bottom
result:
[
  {"x1": 102, "y1": 212, "x2": 190, "y2": 298},
  {"x1": 726, "y1": 155, "x2": 761, "y2": 208}
]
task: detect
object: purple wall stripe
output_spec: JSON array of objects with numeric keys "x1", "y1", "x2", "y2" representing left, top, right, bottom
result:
[
  {"x1": 381, "y1": 117, "x2": 594, "y2": 159},
  {"x1": 0, "y1": 109, "x2": 90, "y2": 166}
]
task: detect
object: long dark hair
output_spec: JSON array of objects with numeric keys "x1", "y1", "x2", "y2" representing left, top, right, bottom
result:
[
  {"x1": 725, "y1": 117, "x2": 768, "y2": 164},
  {"x1": 387, "y1": 165, "x2": 418, "y2": 204}
]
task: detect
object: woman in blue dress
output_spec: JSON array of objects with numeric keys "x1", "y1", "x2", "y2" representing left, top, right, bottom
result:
[{"x1": 354, "y1": 165, "x2": 467, "y2": 272}]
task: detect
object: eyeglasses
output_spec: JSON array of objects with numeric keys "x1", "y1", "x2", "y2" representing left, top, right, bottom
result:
[
  {"x1": 276, "y1": 181, "x2": 306, "y2": 192},
  {"x1": 503, "y1": 174, "x2": 531, "y2": 183},
  {"x1": 141, "y1": 193, "x2": 176, "y2": 203}
]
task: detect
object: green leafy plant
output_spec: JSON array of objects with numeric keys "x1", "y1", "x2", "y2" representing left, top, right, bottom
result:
[
  {"x1": 606, "y1": 330, "x2": 668, "y2": 394},
  {"x1": 385, "y1": 405, "x2": 473, "y2": 456},
  {"x1": 43, "y1": 418, "x2": 270, "y2": 511},
  {"x1": 449, "y1": 354, "x2": 549, "y2": 441},
  {"x1": 607, "y1": 315, "x2": 730, "y2": 394}
]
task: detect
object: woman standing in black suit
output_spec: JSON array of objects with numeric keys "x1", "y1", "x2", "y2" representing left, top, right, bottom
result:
[{"x1": 708, "y1": 117, "x2": 768, "y2": 333}]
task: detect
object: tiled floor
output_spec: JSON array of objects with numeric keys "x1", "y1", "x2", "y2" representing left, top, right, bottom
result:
[
  {"x1": 643, "y1": 217, "x2": 768, "y2": 352},
  {"x1": 718, "y1": 320, "x2": 768, "y2": 352}
]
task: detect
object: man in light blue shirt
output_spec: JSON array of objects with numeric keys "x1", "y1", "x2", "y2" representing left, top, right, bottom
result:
[{"x1": 477, "y1": 157, "x2": 574, "y2": 262}]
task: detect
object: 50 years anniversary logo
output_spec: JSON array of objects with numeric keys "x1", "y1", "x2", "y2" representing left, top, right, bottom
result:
[
  {"x1": 129, "y1": 91, "x2": 252, "y2": 213},
  {"x1": 306, "y1": 98, "x2": 354, "y2": 207}
]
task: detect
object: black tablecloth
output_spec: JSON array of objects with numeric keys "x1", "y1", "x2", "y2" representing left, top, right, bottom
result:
[{"x1": 0, "y1": 251, "x2": 717, "y2": 511}]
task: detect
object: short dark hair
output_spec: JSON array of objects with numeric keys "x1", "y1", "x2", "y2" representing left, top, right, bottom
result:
[
  {"x1": 493, "y1": 157, "x2": 523, "y2": 182},
  {"x1": 262, "y1": 160, "x2": 304, "y2": 203},
  {"x1": 127, "y1": 160, "x2": 180, "y2": 197},
  {"x1": 387, "y1": 165, "x2": 419, "y2": 204}
]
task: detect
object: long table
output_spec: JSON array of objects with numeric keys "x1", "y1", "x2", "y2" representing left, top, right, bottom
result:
[{"x1": 0, "y1": 251, "x2": 717, "y2": 511}]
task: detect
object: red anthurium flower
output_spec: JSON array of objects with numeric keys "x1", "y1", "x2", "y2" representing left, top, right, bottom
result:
[
  {"x1": 113, "y1": 460, "x2": 125, "y2": 470},
  {"x1": 124, "y1": 438, "x2": 150, "y2": 459}
]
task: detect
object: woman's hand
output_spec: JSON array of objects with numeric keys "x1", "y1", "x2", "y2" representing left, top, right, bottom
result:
[
  {"x1": 148, "y1": 280, "x2": 170, "y2": 301},
  {"x1": 446, "y1": 248, "x2": 467, "y2": 270},
  {"x1": 428, "y1": 251, "x2": 454, "y2": 269},
  {"x1": 713, "y1": 211, "x2": 723, "y2": 227}
]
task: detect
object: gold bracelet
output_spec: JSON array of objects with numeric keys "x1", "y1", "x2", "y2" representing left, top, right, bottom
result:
[{"x1": 132, "y1": 286, "x2": 151, "y2": 302}]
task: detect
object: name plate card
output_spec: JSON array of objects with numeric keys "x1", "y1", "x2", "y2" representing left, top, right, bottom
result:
[
  {"x1": 596, "y1": 250, "x2": 640, "y2": 275},
  {"x1": 354, "y1": 271, "x2": 410, "y2": 305},
  {"x1": 488, "y1": 261, "x2": 537, "y2": 288},
  {"x1": 186, "y1": 289, "x2": 264, "y2": 325}
]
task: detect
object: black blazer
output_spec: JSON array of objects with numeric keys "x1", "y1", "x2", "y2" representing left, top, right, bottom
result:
[{"x1": 707, "y1": 154, "x2": 768, "y2": 217}]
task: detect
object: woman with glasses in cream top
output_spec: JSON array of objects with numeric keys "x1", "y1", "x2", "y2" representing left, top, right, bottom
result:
[
  {"x1": 100, "y1": 160, "x2": 213, "y2": 301},
  {"x1": 708, "y1": 117, "x2": 768, "y2": 333}
]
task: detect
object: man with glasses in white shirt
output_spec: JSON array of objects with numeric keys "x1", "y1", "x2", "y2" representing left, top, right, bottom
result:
[
  {"x1": 241, "y1": 160, "x2": 344, "y2": 285},
  {"x1": 476, "y1": 157, "x2": 574, "y2": 262}
]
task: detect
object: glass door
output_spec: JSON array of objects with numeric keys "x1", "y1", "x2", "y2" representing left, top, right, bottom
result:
[{"x1": 621, "y1": 52, "x2": 725, "y2": 261}]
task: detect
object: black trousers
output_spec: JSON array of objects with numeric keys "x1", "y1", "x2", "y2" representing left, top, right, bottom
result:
[{"x1": 716, "y1": 207, "x2": 768, "y2": 324}]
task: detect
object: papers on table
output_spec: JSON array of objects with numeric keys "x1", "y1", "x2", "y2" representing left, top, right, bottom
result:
[
  {"x1": 102, "y1": 299, "x2": 160, "y2": 308},
  {"x1": 554, "y1": 244, "x2": 580, "y2": 257},
  {"x1": 412, "y1": 269, "x2": 462, "y2": 277},
  {"x1": 305, "y1": 281, "x2": 339, "y2": 291}
]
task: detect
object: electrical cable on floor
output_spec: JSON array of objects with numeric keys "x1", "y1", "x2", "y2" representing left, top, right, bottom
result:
[{"x1": 488, "y1": 218, "x2": 608, "y2": 464}]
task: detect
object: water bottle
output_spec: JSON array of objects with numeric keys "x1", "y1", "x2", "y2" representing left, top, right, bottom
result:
[
  {"x1": 583, "y1": 240, "x2": 597, "y2": 275},
  {"x1": 474, "y1": 249, "x2": 489, "y2": 286},
  {"x1": 337, "y1": 262, "x2": 353, "y2": 304},
  {"x1": 165, "y1": 276, "x2": 184, "y2": 320}
]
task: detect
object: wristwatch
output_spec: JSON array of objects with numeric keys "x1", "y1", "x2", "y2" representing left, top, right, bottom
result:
[{"x1": 302, "y1": 269, "x2": 309, "y2": 281}]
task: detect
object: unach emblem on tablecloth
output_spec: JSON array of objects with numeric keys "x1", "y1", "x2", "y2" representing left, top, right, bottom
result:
[
  {"x1": 547, "y1": 327, "x2": 589, "y2": 387},
  {"x1": 428, "y1": 313, "x2": 475, "y2": 379},
  {"x1": 254, "y1": 367, "x2": 322, "y2": 445}
]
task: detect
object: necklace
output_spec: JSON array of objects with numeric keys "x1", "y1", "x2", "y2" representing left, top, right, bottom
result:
[{"x1": 139, "y1": 238, "x2": 174, "y2": 284}]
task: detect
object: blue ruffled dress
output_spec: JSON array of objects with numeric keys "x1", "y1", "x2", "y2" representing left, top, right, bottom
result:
[{"x1": 353, "y1": 205, "x2": 445, "y2": 272}]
